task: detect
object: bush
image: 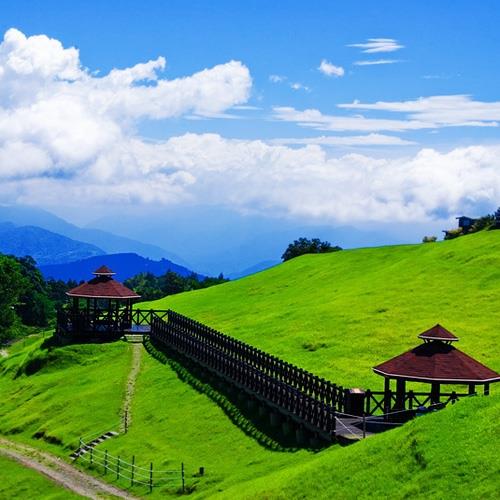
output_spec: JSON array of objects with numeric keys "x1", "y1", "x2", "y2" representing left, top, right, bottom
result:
[
  {"x1": 443, "y1": 228, "x2": 463, "y2": 240},
  {"x1": 281, "y1": 237, "x2": 342, "y2": 262},
  {"x1": 422, "y1": 236, "x2": 437, "y2": 243}
]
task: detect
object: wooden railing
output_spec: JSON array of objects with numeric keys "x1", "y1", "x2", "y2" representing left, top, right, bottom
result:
[
  {"x1": 363, "y1": 389, "x2": 467, "y2": 416},
  {"x1": 56, "y1": 308, "x2": 168, "y2": 336},
  {"x1": 150, "y1": 311, "x2": 340, "y2": 440}
]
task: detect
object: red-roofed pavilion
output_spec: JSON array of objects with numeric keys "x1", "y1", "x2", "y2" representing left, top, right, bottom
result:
[
  {"x1": 58, "y1": 266, "x2": 141, "y2": 337},
  {"x1": 373, "y1": 324, "x2": 500, "y2": 411}
]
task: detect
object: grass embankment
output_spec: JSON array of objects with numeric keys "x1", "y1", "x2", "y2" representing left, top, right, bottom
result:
[
  {"x1": 0, "y1": 334, "x2": 131, "y2": 454},
  {"x1": 144, "y1": 230, "x2": 500, "y2": 388},
  {"x1": 219, "y1": 393, "x2": 500, "y2": 499},
  {"x1": 0, "y1": 454, "x2": 82, "y2": 499}
]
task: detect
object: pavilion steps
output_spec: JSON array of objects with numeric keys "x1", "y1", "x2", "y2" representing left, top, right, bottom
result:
[
  {"x1": 123, "y1": 333, "x2": 145, "y2": 343},
  {"x1": 70, "y1": 431, "x2": 119, "y2": 460}
]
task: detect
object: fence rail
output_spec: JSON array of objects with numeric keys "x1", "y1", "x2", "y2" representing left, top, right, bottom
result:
[{"x1": 77, "y1": 437, "x2": 184, "y2": 493}]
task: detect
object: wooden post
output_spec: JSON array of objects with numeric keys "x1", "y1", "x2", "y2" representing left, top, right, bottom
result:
[
  {"x1": 431, "y1": 382, "x2": 440, "y2": 404},
  {"x1": 104, "y1": 450, "x2": 108, "y2": 474},
  {"x1": 131, "y1": 456, "x2": 135, "y2": 486},
  {"x1": 468, "y1": 384, "x2": 476, "y2": 395},
  {"x1": 149, "y1": 462, "x2": 153, "y2": 493},
  {"x1": 484, "y1": 383, "x2": 490, "y2": 396},
  {"x1": 395, "y1": 378, "x2": 406, "y2": 410},
  {"x1": 181, "y1": 462, "x2": 185, "y2": 493},
  {"x1": 383, "y1": 378, "x2": 391, "y2": 417},
  {"x1": 362, "y1": 413, "x2": 366, "y2": 439},
  {"x1": 117, "y1": 456, "x2": 120, "y2": 480}
]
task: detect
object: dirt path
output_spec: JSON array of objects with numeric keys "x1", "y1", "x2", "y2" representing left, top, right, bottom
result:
[
  {"x1": 121, "y1": 343, "x2": 143, "y2": 433},
  {"x1": 0, "y1": 438, "x2": 139, "y2": 499}
]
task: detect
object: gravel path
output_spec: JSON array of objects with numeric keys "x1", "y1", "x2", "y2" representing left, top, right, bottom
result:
[
  {"x1": 0, "y1": 438, "x2": 139, "y2": 500},
  {"x1": 121, "y1": 343, "x2": 143, "y2": 433}
]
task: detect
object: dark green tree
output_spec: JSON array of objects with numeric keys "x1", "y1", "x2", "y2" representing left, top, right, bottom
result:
[
  {"x1": 281, "y1": 237, "x2": 342, "y2": 262},
  {"x1": 15, "y1": 256, "x2": 54, "y2": 327},
  {"x1": 0, "y1": 255, "x2": 27, "y2": 342}
]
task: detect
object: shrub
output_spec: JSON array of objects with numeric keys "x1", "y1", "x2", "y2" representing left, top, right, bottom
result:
[
  {"x1": 443, "y1": 228, "x2": 463, "y2": 240},
  {"x1": 422, "y1": 236, "x2": 437, "y2": 243}
]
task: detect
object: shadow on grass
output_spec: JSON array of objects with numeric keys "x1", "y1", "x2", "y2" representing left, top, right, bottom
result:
[{"x1": 144, "y1": 338, "x2": 330, "y2": 452}]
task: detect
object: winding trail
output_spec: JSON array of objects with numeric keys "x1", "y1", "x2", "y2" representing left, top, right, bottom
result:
[
  {"x1": 121, "y1": 343, "x2": 143, "y2": 433},
  {"x1": 0, "y1": 438, "x2": 138, "y2": 499}
]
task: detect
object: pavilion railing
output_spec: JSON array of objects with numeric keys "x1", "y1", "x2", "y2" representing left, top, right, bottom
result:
[
  {"x1": 56, "y1": 308, "x2": 169, "y2": 335},
  {"x1": 363, "y1": 389, "x2": 469, "y2": 416}
]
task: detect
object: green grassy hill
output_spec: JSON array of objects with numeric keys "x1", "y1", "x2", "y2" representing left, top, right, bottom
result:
[
  {"x1": 144, "y1": 230, "x2": 500, "y2": 388},
  {"x1": 0, "y1": 231, "x2": 499, "y2": 498}
]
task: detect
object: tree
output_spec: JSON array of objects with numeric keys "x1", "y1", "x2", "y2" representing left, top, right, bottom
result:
[
  {"x1": 15, "y1": 256, "x2": 54, "y2": 327},
  {"x1": 281, "y1": 237, "x2": 342, "y2": 262},
  {"x1": 0, "y1": 255, "x2": 27, "y2": 342}
]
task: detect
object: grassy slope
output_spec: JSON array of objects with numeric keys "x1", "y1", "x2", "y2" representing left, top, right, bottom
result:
[
  {"x1": 144, "y1": 231, "x2": 500, "y2": 388},
  {"x1": 102, "y1": 349, "x2": 312, "y2": 497},
  {"x1": 0, "y1": 334, "x2": 131, "y2": 453},
  {"x1": 0, "y1": 454, "x2": 82, "y2": 499},
  {"x1": 219, "y1": 393, "x2": 500, "y2": 499}
]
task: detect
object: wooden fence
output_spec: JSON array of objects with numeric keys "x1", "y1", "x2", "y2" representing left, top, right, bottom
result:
[{"x1": 150, "y1": 310, "x2": 342, "y2": 440}]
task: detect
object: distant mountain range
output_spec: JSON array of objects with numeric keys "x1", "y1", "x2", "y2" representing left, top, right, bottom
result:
[
  {"x1": 0, "y1": 205, "x2": 187, "y2": 265},
  {"x1": 0, "y1": 223, "x2": 105, "y2": 265},
  {"x1": 39, "y1": 253, "x2": 202, "y2": 282}
]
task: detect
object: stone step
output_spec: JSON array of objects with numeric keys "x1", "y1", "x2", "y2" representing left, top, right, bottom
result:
[{"x1": 70, "y1": 430, "x2": 118, "y2": 460}]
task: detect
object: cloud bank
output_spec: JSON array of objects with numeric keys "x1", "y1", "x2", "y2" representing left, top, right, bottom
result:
[{"x1": 1, "y1": 29, "x2": 500, "y2": 225}]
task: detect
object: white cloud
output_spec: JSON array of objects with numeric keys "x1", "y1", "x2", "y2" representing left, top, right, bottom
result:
[
  {"x1": 273, "y1": 94, "x2": 500, "y2": 133},
  {"x1": 354, "y1": 59, "x2": 401, "y2": 66},
  {"x1": 318, "y1": 60, "x2": 345, "y2": 77},
  {"x1": 2, "y1": 29, "x2": 500, "y2": 226},
  {"x1": 348, "y1": 38, "x2": 404, "y2": 53},
  {"x1": 269, "y1": 74, "x2": 286, "y2": 83},
  {"x1": 0, "y1": 27, "x2": 251, "y2": 188},
  {"x1": 338, "y1": 95, "x2": 500, "y2": 126},
  {"x1": 271, "y1": 134, "x2": 416, "y2": 147},
  {"x1": 290, "y1": 82, "x2": 310, "y2": 92},
  {"x1": 272, "y1": 106, "x2": 432, "y2": 132},
  {"x1": 5, "y1": 133, "x2": 500, "y2": 224}
]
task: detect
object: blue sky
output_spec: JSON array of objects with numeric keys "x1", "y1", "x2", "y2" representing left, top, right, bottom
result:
[{"x1": 0, "y1": 0, "x2": 500, "y2": 235}]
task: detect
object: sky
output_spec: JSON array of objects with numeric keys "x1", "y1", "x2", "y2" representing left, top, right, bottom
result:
[{"x1": 1, "y1": 0, "x2": 500, "y2": 232}]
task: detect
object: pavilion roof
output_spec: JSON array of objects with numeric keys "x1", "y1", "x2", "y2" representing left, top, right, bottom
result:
[
  {"x1": 373, "y1": 341, "x2": 500, "y2": 384},
  {"x1": 418, "y1": 324, "x2": 458, "y2": 342},
  {"x1": 67, "y1": 273, "x2": 140, "y2": 300},
  {"x1": 93, "y1": 265, "x2": 116, "y2": 276}
]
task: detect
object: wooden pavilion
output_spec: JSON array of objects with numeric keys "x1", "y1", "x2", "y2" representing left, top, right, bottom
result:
[
  {"x1": 373, "y1": 324, "x2": 500, "y2": 412},
  {"x1": 57, "y1": 266, "x2": 141, "y2": 338}
]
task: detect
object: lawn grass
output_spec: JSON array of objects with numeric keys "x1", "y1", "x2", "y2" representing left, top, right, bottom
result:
[{"x1": 0, "y1": 453, "x2": 83, "y2": 499}]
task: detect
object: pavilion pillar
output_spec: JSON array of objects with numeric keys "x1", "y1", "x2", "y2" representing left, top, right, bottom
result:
[
  {"x1": 395, "y1": 378, "x2": 406, "y2": 410},
  {"x1": 468, "y1": 384, "x2": 476, "y2": 395},
  {"x1": 383, "y1": 377, "x2": 392, "y2": 414},
  {"x1": 430, "y1": 382, "x2": 440, "y2": 404},
  {"x1": 484, "y1": 383, "x2": 490, "y2": 396}
]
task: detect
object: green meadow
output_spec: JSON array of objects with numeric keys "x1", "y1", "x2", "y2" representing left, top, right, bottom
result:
[
  {"x1": 0, "y1": 454, "x2": 83, "y2": 499},
  {"x1": 0, "y1": 231, "x2": 499, "y2": 498}
]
